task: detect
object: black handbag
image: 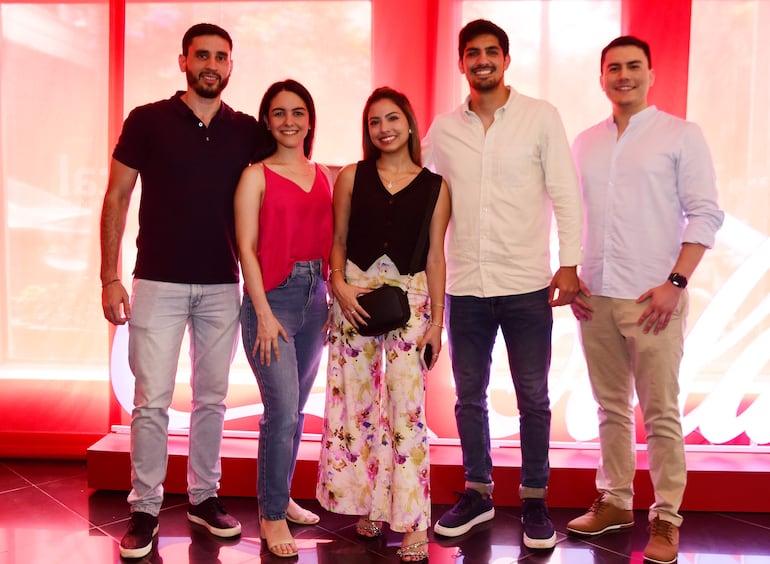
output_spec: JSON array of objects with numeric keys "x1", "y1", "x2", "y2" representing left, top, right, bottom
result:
[
  {"x1": 356, "y1": 285, "x2": 410, "y2": 336},
  {"x1": 355, "y1": 176, "x2": 441, "y2": 336}
]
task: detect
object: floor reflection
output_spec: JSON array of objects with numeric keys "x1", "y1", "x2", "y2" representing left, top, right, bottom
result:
[{"x1": 1, "y1": 459, "x2": 769, "y2": 563}]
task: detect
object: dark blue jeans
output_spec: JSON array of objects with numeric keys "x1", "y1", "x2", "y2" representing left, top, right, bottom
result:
[
  {"x1": 241, "y1": 260, "x2": 328, "y2": 520},
  {"x1": 446, "y1": 288, "x2": 552, "y2": 494}
]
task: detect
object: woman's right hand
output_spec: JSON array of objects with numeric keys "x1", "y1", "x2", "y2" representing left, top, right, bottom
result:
[
  {"x1": 254, "y1": 309, "x2": 288, "y2": 366},
  {"x1": 331, "y1": 278, "x2": 371, "y2": 330}
]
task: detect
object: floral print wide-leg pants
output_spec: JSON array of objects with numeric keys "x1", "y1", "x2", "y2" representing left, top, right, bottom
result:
[{"x1": 316, "y1": 257, "x2": 431, "y2": 533}]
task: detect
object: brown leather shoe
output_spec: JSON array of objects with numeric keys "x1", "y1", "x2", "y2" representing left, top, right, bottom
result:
[
  {"x1": 643, "y1": 517, "x2": 679, "y2": 564},
  {"x1": 566, "y1": 496, "x2": 634, "y2": 536}
]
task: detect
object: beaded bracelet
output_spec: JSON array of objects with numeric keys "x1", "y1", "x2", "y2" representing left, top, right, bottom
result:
[{"x1": 430, "y1": 322, "x2": 444, "y2": 329}]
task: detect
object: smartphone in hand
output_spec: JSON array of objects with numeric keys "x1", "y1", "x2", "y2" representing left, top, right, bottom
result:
[{"x1": 420, "y1": 344, "x2": 433, "y2": 371}]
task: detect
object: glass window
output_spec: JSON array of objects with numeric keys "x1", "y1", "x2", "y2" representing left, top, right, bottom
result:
[
  {"x1": 686, "y1": 0, "x2": 770, "y2": 446},
  {"x1": 1, "y1": 3, "x2": 110, "y2": 367},
  {"x1": 6, "y1": 0, "x2": 766, "y2": 450},
  {"x1": 123, "y1": 1, "x2": 371, "y2": 166},
  {"x1": 462, "y1": 0, "x2": 621, "y2": 139},
  {"x1": 1, "y1": 1, "x2": 371, "y2": 436}
]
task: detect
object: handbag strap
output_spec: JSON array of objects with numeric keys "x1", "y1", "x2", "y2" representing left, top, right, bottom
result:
[{"x1": 408, "y1": 174, "x2": 442, "y2": 275}]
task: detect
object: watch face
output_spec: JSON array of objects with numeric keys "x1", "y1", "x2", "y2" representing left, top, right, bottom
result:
[{"x1": 669, "y1": 273, "x2": 687, "y2": 288}]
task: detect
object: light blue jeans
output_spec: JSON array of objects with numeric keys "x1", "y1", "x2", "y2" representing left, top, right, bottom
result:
[
  {"x1": 127, "y1": 279, "x2": 241, "y2": 515},
  {"x1": 241, "y1": 260, "x2": 328, "y2": 521}
]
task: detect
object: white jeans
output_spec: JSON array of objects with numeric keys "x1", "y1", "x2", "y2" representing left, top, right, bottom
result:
[{"x1": 126, "y1": 279, "x2": 240, "y2": 515}]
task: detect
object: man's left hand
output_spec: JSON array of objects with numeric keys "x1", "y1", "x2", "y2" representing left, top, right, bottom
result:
[
  {"x1": 548, "y1": 266, "x2": 580, "y2": 307},
  {"x1": 636, "y1": 283, "x2": 683, "y2": 334}
]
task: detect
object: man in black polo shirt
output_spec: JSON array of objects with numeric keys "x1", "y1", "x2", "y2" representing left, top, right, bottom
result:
[{"x1": 99, "y1": 22, "x2": 269, "y2": 559}]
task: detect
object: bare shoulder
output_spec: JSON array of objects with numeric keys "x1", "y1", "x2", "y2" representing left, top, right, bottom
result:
[
  {"x1": 335, "y1": 163, "x2": 358, "y2": 188},
  {"x1": 236, "y1": 162, "x2": 266, "y2": 195},
  {"x1": 330, "y1": 163, "x2": 357, "y2": 200},
  {"x1": 243, "y1": 161, "x2": 265, "y2": 176},
  {"x1": 336, "y1": 162, "x2": 358, "y2": 182},
  {"x1": 241, "y1": 161, "x2": 267, "y2": 181}
]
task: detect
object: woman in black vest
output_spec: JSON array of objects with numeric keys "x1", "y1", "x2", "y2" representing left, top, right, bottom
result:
[{"x1": 316, "y1": 87, "x2": 450, "y2": 562}]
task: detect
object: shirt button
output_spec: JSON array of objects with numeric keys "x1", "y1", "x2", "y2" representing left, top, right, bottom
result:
[{"x1": 198, "y1": 122, "x2": 204, "y2": 127}]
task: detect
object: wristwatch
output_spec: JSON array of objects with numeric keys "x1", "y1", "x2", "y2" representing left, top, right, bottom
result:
[{"x1": 668, "y1": 272, "x2": 688, "y2": 289}]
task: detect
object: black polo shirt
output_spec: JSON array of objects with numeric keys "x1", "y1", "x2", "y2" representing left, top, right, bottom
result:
[{"x1": 113, "y1": 91, "x2": 266, "y2": 284}]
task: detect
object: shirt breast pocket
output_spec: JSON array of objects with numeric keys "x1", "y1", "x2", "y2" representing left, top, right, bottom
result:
[{"x1": 495, "y1": 144, "x2": 539, "y2": 187}]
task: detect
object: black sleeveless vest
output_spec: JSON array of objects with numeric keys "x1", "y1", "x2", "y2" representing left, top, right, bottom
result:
[{"x1": 347, "y1": 159, "x2": 441, "y2": 274}]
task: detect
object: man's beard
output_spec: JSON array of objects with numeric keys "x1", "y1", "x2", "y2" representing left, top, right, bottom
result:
[
  {"x1": 186, "y1": 70, "x2": 230, "y2": 99},
  {"x1": 469, "y1": 66, "x2": 501, "y2": 92}
]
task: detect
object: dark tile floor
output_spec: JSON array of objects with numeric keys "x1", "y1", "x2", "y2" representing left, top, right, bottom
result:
[{"x1": 2, "y1": 458, "x2": 770, "y2": 563}]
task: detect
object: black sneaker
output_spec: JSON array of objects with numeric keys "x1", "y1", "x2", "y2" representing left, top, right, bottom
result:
[
  {"x1": 521, "y1": 498, "x2": 556, "y2": 549},
  {"x1": 187, "y1": 497, "x2": 242, "y2": 537},
  {"x1": 120, "y1": 511, "x2": 159, "y2": 559},
  {"x1": 434, "y1": 489, "x2": 495, "y2": 537}
]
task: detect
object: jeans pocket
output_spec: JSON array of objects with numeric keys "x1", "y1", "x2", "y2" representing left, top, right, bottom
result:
[{"x1": 275, "y1": 272, "x2": 293, "y2": 289}]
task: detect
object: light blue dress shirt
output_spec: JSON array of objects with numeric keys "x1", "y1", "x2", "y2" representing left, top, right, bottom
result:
[{"x1": 572, "y1": 106, "x2": 724, "y2": 299}]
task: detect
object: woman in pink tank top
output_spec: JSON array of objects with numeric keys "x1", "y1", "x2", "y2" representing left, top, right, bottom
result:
[{"x1": 234, "y1": 80, "x2": 333, "y2": 558}]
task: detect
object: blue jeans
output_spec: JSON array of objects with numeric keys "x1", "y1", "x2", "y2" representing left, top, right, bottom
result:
[
  {"x1": 241, "y1": 260, "x2": 328, "y2": 520},
  {"x1": 127, "y1": 279, "x2": 241, "y2": 515},
  {"x1": 446, "y1": 288, "x2": 552, "y2": 496}
]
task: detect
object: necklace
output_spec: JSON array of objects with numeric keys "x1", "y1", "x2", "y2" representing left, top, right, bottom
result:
[
  {"x1": 378, "y1": 168, "x2": 416, "y2": 190},
  {"x1": 270, "y1": 160, "x2": 314, "y2": 175}
]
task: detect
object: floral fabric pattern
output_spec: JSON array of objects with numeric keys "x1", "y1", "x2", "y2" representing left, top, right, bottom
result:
[{"x1": 316, "y1": 256, "x2": 431, "y2": 532}]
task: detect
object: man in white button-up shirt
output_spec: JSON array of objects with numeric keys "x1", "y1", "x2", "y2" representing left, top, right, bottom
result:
[
  {"x1": 424, "y1": 19, "x2": 583, "y2": 550},
  {"x1": 567, "y1": 36, "x2": 724, "y2": 564}
]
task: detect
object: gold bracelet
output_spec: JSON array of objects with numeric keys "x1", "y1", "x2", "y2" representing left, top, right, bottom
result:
[
  {"x1": 328, "y1": 268, "x2": 344, "y2": 282},
  {"x1": 433, "y1": 303, "x2": 445, "y2": 308},
  {"x1": 430, "y1": 322, "x2": 444, "y2": 329},
  {"x1": 101, "y1": 278, "x2": 121, "y2": 288}
]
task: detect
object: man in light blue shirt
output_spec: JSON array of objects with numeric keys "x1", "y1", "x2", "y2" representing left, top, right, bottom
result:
[{"x1": 568, "y1": 36, "x2": 724, "y2": 564}]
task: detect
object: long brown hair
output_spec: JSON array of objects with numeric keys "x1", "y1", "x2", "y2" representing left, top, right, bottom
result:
[{"x1": 361, "y1": 87, "x2": 421, "y2": 166}]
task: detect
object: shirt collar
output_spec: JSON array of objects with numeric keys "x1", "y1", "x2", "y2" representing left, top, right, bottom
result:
[
  {"x1": 629, "y1": 104, "x2": 657, "y2": 123},
  {"x1": 462, "y1": 86, "x2": 517, "y2": 119},
  {"x1": 172, "y1": 90, "x2": 229, "y2": 122},
  {"x1": 605, "y1": 104, "x2": 658, "y2": 130}
]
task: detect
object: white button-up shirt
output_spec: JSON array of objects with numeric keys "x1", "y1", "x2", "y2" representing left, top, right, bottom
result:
[
  {"x1": 424, "y1": 87, "x2": 583, "y2": 297},
  {"x1": 572, "y1": 106, "x2": 724, "y2": 299}
]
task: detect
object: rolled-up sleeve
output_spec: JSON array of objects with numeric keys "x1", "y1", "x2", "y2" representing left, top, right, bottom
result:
[{"x1": 679, "y1": 123, "x2": 724, "y2": 248}]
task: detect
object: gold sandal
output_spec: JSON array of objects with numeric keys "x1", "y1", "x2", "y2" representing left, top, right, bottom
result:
[
  {"x1": 396, "y1": 538, "x2": 429, "y2": 562},
  {"x1": 355, "y1": 518, "x2": 382, "y2": 538}
]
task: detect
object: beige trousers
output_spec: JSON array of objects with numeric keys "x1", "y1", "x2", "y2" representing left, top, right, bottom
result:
[{"x1": 578, "y1": 293, "x2": 689, "y2": 526}]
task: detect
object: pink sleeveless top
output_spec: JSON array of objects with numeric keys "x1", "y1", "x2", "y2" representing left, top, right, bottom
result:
[{"x1": 256, "y1": 164, "x2": 333, "y2": 292}]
